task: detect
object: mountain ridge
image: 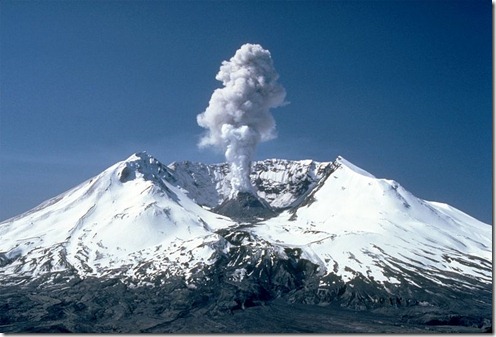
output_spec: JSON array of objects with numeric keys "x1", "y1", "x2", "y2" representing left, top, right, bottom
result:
[{"x1": 0, "y1": 151, "x2": 491, "y2": 332}]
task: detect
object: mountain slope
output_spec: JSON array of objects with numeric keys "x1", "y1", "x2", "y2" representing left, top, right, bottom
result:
[
  {"x1": 254, "y1": 156, "x2": 491, "y2": 285},
  {"x1": 0, "y1": 152, "x2": 491, "y2": 332},
  {"x1": 0, "y1": 153, "x2": 234, "y2": 283}
]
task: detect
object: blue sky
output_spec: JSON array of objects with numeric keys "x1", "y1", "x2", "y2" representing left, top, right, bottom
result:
[{"x1": 1, "y1": 0, "x2": 492, "y2": 223}]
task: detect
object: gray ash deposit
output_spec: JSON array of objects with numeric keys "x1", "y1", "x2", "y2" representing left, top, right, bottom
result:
[{"x1": 214, "y1": 191, "x2": 277, "y2": 221}]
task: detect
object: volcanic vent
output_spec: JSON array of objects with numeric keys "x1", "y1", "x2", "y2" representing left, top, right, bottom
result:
[{"x1": 214, "y1": 191, "x2": 276, "y2": 222}]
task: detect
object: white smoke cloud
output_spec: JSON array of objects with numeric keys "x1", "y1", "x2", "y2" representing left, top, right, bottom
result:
[{"x1": 197, "y1": 43, "x2": 287, "y2": 195}]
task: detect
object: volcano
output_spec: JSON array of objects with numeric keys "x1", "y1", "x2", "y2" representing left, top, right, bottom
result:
[{"x1": 0, "y1": 152, "x2": 491, "y2": 333}]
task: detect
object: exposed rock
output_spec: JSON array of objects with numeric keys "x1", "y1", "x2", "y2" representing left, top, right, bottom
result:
[{"x1": 214, "y1": 191, "x2": 277, "y2": 221}]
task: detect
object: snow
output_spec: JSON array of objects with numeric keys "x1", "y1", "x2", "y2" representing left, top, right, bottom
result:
[
  {"x1": 336, "y1": 156, "x2": 376, "y2": 178},
  {"x1": 250, "y1": 156, "x2": 492, "y2": 285},
  {"x1": 0, "y1": 152, "x2": 234, "y2": 279},
  {"x1": 0, "y1": 151, "x2": 491, "y2": 289}
]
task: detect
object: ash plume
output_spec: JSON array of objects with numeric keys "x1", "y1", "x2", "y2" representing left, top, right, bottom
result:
[{"x1": 197, "y1": 43, "x2": 287, "y2": 196}]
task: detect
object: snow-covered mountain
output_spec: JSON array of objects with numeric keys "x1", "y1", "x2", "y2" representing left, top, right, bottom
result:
[
  {"x1": 0, "y1": 153, "x2": 234, "y2": 284},
  {"x1": 0, "y1": 152, "x2": 492, "y2": 332}
]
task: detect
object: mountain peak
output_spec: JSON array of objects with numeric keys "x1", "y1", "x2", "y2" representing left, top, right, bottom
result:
[
  {"x1": 124, "y1": 151, "x2": 159, "y2": 164},
  {"x1": 117, "y1": 151, "x2": 168, "y2": 183},
  {"x1": 336, "y1": 155, "x2": 375, "y2": 178}
]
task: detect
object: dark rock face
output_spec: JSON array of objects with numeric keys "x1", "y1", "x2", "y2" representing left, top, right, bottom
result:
[{"x1": 214, "y1": 191, "x2": 277, "y2": 221}]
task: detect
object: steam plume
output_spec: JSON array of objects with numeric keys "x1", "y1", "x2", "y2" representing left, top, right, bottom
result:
[{"x1": 197, "y1": 43, "x2": 286, "y2": 196}]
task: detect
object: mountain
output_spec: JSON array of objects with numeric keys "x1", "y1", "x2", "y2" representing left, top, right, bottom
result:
[{"x1": 0, "y1": 152, "x2": 491, "y2": 333}]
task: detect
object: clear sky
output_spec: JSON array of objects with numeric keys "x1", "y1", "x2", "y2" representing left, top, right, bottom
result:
[{"x1": 0, "y1": 0, "x2": 492, "y2": 224}]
